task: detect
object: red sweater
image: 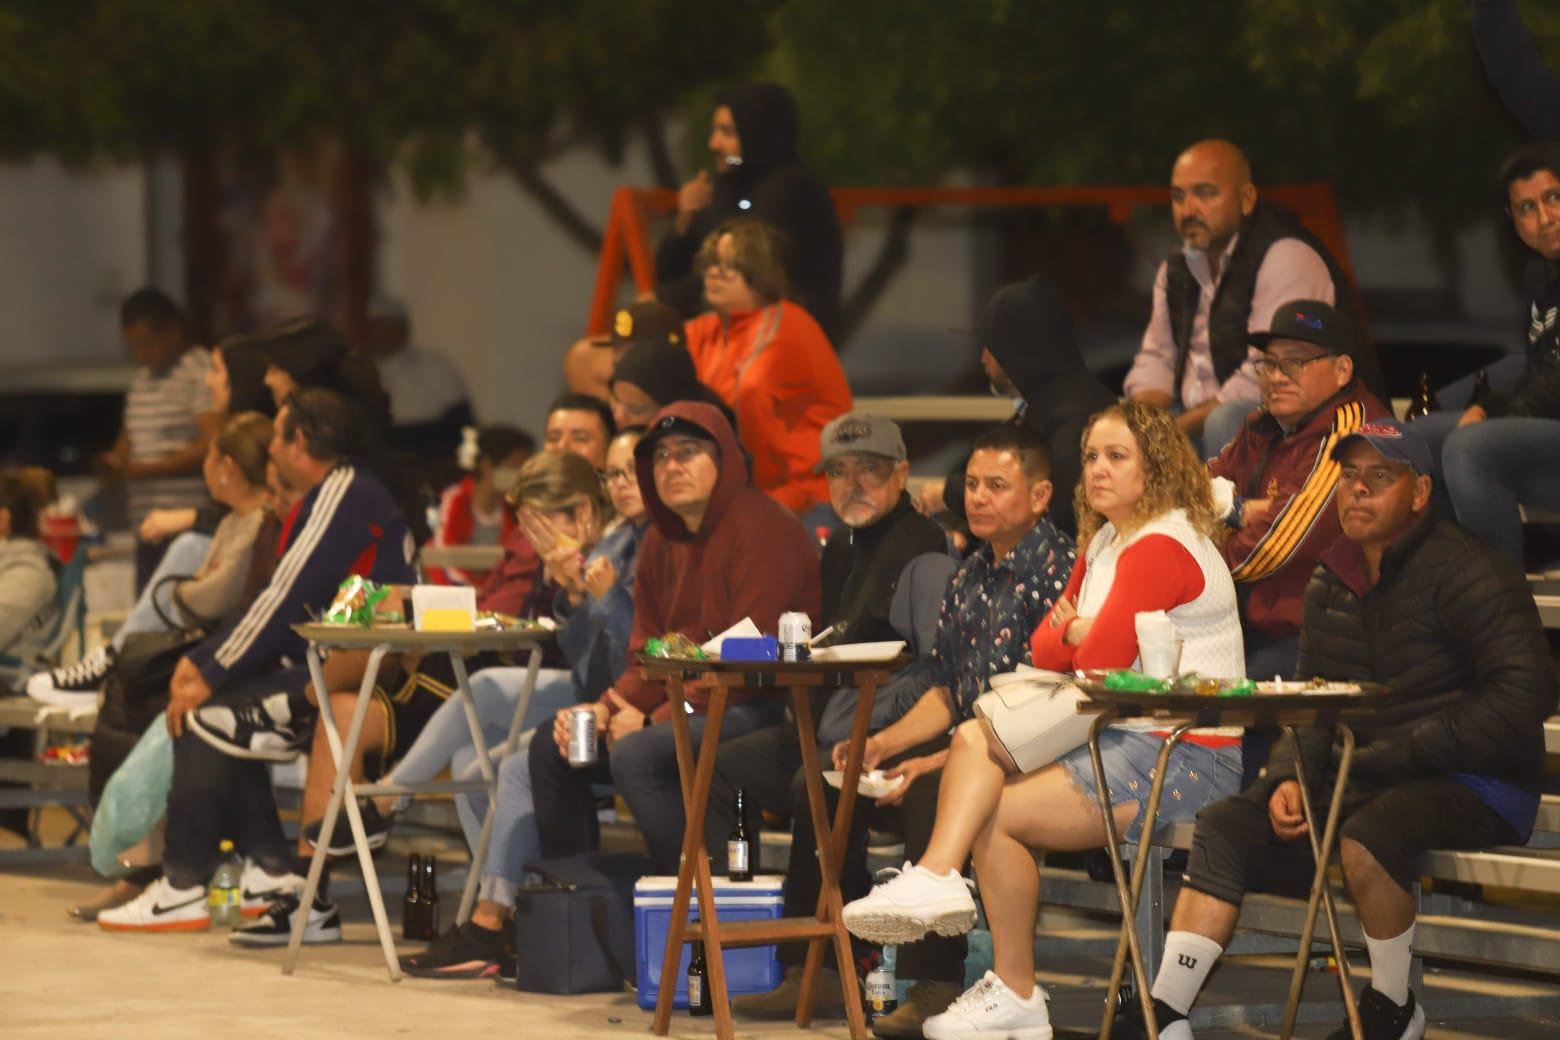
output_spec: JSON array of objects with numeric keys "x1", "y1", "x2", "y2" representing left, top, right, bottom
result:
[
  {"x1": 425, "y1": 475, "x2": 514, "y2": 585},
  {"x1": 611, "y1": 401, "x2": 821, "y2": 719},
  {"x1": 684, "y1": 302, "x2": 852, "y2": 513},
  {"x1": 1031, "y1": 534, "x2": 1204, "y2": 672}
]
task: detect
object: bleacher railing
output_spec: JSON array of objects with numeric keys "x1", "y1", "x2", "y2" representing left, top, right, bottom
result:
[{"x1": 586, "y1": 183, "x2": 1354, "y2": 337}]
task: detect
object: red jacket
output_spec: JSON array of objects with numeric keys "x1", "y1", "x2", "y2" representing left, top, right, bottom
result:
[
  {"x1": 1208, "y1": 381, "x2": 1390, "y2": 639},
  {"x1": 684, "y1": 302, "x2": 852, "y2": 512},
  {"x1": 610, "y1": 401, "x2": 822, "y2": 719}
]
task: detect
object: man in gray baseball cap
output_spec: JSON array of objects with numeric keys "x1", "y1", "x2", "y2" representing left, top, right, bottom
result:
[{"x1": 705, "y1": 411, "x2": 951, "y2": 1015}]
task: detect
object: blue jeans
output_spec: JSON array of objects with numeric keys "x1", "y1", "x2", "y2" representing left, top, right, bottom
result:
[
  {"x1": 1187, "y1": 398, "x2": 1259, "y2": 461},
  {"x1": 1434, "y1": 352, "x2": 1527, "y2": 411},
  {"x1": 112, "y1": 531, "x2": 212, "y2": 651},
  {"x1": 1057, "y1": 728, "x2": 1243, "y2": 843},
  {"x1": 1442, "y1": 416, "x2": 1560, "y2": 564},
  {"x1": 385, "y1": 665, "x2": 577, "y2": 849}
]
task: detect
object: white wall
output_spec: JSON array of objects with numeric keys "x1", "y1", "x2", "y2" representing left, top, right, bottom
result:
[
  {"x1": 378, "y1": 145, "x2": 660, "y2": 436},
  {"x1": 0, "y1": 159, "x2": 146, "y2": 369}
]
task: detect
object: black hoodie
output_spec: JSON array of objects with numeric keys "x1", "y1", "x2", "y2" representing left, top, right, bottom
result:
[
  {"x1": 654, "y1": 83, "x2": 844, "y2": 339},
  {"x1": 944, "y1": 275, "x2": 1117, "y2": 538}
]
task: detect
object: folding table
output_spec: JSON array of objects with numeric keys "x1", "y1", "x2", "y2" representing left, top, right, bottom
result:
[
  {"x1": 283, "y1": 622, "x2": 551, "y2": 980},
  {"x1": 1073, "y1": 679, "x2": 1394, "y2": 1040},
  {"x1": 639, "y1": 652, "x2": 908, "y2": 1040}
]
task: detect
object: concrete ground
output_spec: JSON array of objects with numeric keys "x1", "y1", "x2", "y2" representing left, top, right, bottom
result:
[
  {"x1": 4, "y1": 857, "x2": 1559, "y2": 1040},
  {"x1": 5, "y1": 795, "x2": 1560, "y2": 1040}
]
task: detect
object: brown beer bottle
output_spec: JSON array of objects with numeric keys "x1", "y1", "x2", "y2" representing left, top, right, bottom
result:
[
  {"x1": 1404, "y1": 371, "x2": 1439, "y2": 421},
  {"x1": 402, "y1": 853, "x2": 423, "y2": 940},
  {"x1": 688, "y1": 941, "x2": 712, "y2": 1016}
]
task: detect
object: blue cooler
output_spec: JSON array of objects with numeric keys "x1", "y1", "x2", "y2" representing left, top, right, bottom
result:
[{"x1": 633, "y1": 875, "x2": 785, "y2": 1009}]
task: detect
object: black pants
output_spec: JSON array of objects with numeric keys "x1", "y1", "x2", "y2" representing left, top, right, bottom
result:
[
  {"x1": 705, "y1": 724, "x2": 802, "y2": 873},
  {"x1": 1238, "y1": 631, "x2": 1301, "y2": 787},
  {"x1": 782, "y1": 735, "x2": 965, "y2": 983},
  {"x1": 162, "y1": 668, "x2": 306, "y2": 889},
  {"x1": 530, "y1": 725, "x2": 614, "y2": 859},
  {"x1": 1184, "y1": 774, "x2": 1521, "y2": 907}
]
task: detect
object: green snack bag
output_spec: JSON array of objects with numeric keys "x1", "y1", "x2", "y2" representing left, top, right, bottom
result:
[
  {"x1": 644, "y1": 637, "x2": 669, "y2": 658},
  {"x1": 1104, "y1": 669, "x2": 1170, "y2": 693},
  {"x1": 322, "y1": 576, "x2": 389, "y2": 627},
  {"x1": 1218, "y1": 679, "x2": 1257, "y2": 698}
]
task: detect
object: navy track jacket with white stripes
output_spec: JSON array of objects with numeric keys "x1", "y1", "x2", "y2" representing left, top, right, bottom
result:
[{"x1": 189, "y1": 463, "x2": 415, "y2": 689}]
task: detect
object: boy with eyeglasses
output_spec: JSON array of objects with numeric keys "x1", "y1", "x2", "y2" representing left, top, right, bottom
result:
[{"x1": 1206, "y1": 298, "x2": 1390, "y2": 779}]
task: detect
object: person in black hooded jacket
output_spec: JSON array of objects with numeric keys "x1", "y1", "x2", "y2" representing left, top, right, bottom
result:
[
  {"x1": 933, "y1": 274, "x2": 1116, "y2": 539},
  {"x1": 655, "y1": 82, "x2": 844, "y2": 340}
]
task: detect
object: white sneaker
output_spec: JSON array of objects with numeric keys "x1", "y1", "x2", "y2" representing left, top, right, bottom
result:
[
  {"x1": 841, "y1": 861, "x2": 977, "y2": 945},
  {"x1": 924, "y1": 971, "x2": 1053, "y2": 1040},
  {"x1": 97, "y1": 877, "x2": 210, "y2": 933},
  {"x1": 26, "y1": 646, "x2": 114, "y2": 707},
  {"x1": 238, "y1": 860, "x2": 303, "y2": 918}
]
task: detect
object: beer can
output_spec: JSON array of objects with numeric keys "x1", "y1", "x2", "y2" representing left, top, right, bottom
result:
[
  {"x1": 863, "y1": 966, "x2": 897, "y2": 1022},
  {"x1": 567, "y1": 706, "x2": 598, "y2": 766},
  {"x1": 778, "y1": 611, "x2": 812, "y2": 662}
]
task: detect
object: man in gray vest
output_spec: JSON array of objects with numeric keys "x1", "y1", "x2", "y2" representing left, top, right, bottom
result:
[{"x1": 1123, "y1": 139, "x2": 1378, "y2": 458}]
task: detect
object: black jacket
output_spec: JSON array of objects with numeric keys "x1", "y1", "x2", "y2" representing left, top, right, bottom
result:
[
  {"x1": 654, "y1": 83, "x2": 844, "y2": 339},
  {"x1": 1266, "y1": 513, "x2": 1556, "y2": 802},
  {"x1": 1484, "y1": 264, "x2": 1560, "y2": 420},
  {"x1": 1164, "y1": 199, "x2": 1386, "y2": 400},
  {"x1": 944, "y1": 275, "x2": 1115, "y2": 538},
  {"x1": 820, "y1": 493, "x2": 949, "y2": 645}
]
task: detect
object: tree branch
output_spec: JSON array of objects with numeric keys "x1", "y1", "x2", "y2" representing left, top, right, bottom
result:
[
  {"x1": 836, "y1": 206, "x2": 916, "y2": 348},
  {"x1": 504, "y1": 158, "x2": 604, "y2": 254}
]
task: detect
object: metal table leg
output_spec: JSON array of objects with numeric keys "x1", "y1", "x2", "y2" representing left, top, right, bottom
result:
[
  {"x1": 1280, "y1": 724, "x2": 1361, "y2": 1040},
  {"x1": 1097, "y1": 721, "x2": 1194, "y2": 1040},
  {"x1": 454, "y1": 645, "x2": 541, "y2": 924},
  {"x1": 284, "y1": 643, "x2": 402, "y2": 980}
]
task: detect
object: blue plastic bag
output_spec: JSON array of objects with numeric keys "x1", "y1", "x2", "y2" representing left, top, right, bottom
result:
[{"x1": 89, "y1": 720, "x2": 172, "y2": 878}]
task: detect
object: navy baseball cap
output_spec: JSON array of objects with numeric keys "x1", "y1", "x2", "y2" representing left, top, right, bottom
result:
[{"x1": 1329, "y1": 419, "x2": 1432, "y2": 475}]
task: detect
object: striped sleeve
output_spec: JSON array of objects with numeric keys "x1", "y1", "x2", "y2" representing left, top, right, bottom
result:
[
  {"x1": 1229, "y1": 400, "x2": 1366, "y2": 582},
  {"x1": 198, "y1": 466, "x2": 359, "y2": 687}
]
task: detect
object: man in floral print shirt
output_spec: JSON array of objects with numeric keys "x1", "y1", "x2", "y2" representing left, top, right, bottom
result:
[{"x1": 809, "y1": 425, "x2": 1074, "y2": 1039}]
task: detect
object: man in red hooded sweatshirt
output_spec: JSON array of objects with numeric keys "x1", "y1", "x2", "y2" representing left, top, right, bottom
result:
[{"x1": 528, "y1": 401, "x2": 822, "y2": 872}]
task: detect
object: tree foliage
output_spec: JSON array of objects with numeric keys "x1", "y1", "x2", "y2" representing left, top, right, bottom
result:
[{"x1": 764, "y1": 0, "x2": 1560, "y2": 227}]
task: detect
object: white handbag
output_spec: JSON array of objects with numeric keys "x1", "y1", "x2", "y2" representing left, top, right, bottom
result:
[{"x1": 973, "y1": 669, "x2": 1095, "y2": 774}]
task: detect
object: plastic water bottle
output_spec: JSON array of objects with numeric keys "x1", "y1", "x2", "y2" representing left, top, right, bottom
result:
[{"x1": 208, "y1": 840, "x2": 243, "y2": 927}]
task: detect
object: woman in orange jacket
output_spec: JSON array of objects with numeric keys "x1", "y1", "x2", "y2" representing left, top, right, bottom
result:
[{"x1": 682, "y1": 218, "x2": 852, "y2": 514}]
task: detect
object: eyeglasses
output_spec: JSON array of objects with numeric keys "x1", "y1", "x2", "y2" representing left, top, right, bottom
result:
[
  {"x1": 603, "y1": 467, "x2": 636, "y2": 485},
  {"x1": 702, "y1": 261, "x2": 744, "y2": 280},
  {"x1": 1258, "y1": 352, "x2": 1336, "y2": 381},
  {"x1": 1337, "y1": 464, "x2": 1406, "y2": 494},
  {"x1": 652, "y1": 441, "x2": 712, "y2": 467},
  {"x1": 824, "y1": 458, "x2": 893, "y2": 485}
]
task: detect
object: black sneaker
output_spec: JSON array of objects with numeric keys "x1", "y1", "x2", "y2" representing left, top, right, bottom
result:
[
  {"x1": 1109, "y1": 997, "x2": 1190, "y2": 1040},
  {"x1": 1326, "y1": 987, "x2": 1426, "y2": 1040},
  {"x1": 26, "y1": 645, "x2": 116, "y2": 706},
  {"x1": 229, "y1": 891, "x2": 342, "y2": 946},
  {"x1": 188, "y1": 691, "x2": 317, "y2": 762},
  {"x1": 303, "y1": 801, "x2": 393, "y2": 856},
  {"x1": 400, "y1": 921, "x2": 505, "y2": 980}
]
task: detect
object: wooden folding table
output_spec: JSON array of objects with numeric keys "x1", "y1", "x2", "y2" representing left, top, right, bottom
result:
[{"x1": 639, "y1": 652, "x2": 908, "y2": 1040}]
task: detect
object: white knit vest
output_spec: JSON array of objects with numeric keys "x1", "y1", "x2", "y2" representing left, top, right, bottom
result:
[{"x1": 1077, "y1": 509, "x2": 1246, "y2": 734}]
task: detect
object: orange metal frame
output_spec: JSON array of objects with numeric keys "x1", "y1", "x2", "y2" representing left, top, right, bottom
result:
[{"x1": 586, "y1": 183, "x2": 1353, "y2": 336}]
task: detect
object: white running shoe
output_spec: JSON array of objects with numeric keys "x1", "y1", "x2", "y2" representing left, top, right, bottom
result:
[
  {"x1": 26, "y1": 646, "x2": 115, "y2": 707},
  {"x1": 238, "y1": 860, "x2": 303, "y2": 918},
  {"x1": 97, "y1": 877, "x2": 210, "y2": 933},
  {"x1": 923, "y1": 971, "x2": 1054, "y2": 1040},
  {"x1": 841, "y1": 861, "x2": 977, "y2": 945}
]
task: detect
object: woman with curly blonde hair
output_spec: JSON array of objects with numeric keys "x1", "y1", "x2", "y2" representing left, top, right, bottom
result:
[{"x1": 841, "y1": 401, "x2": 1246, "y2": 1040}]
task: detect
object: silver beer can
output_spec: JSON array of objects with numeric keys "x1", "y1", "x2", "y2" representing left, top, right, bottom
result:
[
  {"x1": 567, "y1": 706, "x2": 598, "y2": 766},
  {"x1": 778, "y1": 611, "x2": 811, "y2": 662}
]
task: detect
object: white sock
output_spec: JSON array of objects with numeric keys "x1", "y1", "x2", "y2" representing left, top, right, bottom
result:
[
  {"x1": 1150, "y1": 931, "x2": 1224, "y2": 1015},
  {"x1": 1364, "y1": 922, "x2": 1415, "y2": 1007}
]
